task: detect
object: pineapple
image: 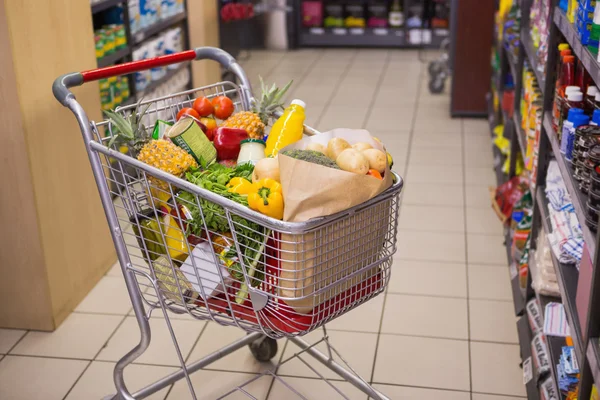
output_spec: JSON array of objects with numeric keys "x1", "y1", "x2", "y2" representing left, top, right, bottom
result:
[
  {"x1": 222, "y1": 77, "x2": 293, "y2": 139},
  {"x1": 103, "y1": 99, "x2": 151, "y2": 155},
  {"x1": 137, "y1": 140, "x2": 197, "y2": 190}
]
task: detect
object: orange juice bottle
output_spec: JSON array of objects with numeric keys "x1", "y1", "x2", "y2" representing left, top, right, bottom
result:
[{"x1": 265, "y1": 99, "x2": 306, "y2": 157}]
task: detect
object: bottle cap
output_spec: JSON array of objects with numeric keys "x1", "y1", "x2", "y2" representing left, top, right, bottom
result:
[
  {"x1": 291, "y1": 99, "x2": 306, "y2": 109},
  {"x1": 588, "y1": 86, "x2": 599, "y2": 96},
  {"x1": 558, "y1": 43, "x2": 570, "y2": 51},
  {"x1": 564, "y1": 55, "x2": 576, "y2": 63},
  {"x1": 566, "y1": 86, "x2": 581, "y2": 94},
  {"x1": 560, "y1": 49, "x2": 572, "y2": 58},
  {"x1": 567, "y1": 92, "x2": 584, "y2": 102},
  {"x1": 593, "y1": 109, "x2": 600, "y2": 125},
  {"x1": 574, "y1": 114, "x2": 591, "y2": 127},
  {"x1": 568, "y1": 108, "x2": 584, "y2": 122}
]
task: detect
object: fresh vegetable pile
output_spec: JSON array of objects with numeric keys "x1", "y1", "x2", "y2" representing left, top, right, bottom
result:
[{"x1": 104, "y1": 78, "x2": 395, "y2": 306}]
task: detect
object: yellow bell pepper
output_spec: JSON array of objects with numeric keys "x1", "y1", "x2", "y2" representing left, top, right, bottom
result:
[
  {"x1": 226, "y1": 177, "x2": 254, "y2": 195},
  {"x1": 165, "y1": 216, "x2": 188, "y2": 261},
  {"x1": 248, "y1": 178, "x2": 284, "y2": 220}
]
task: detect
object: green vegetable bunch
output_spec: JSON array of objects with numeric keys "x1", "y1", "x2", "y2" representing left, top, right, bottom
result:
[{"x1": 281, "y1": 149, "x2": 340, "y2": 169}]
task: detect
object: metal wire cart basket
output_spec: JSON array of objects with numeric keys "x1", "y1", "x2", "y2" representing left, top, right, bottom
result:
[{"x1": 53, "y1": 47, "x2": 403, "y2": 400}]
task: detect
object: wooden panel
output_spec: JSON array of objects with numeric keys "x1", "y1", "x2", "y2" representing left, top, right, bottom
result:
[
  {"x1": 450, "y1": 0, "x2": 495, "y2": 116},
  {"x1": 3, "y1": 0, "x2": 116, "y2": 330},
  {"x1": 0, "y1": 0, "x2": 54, "y2": 331},
  {"x1": 187, "y1": 0, "x2": 222, "y2": 87}
]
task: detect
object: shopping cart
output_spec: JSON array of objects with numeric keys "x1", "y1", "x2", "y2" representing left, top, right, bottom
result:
[{"x1": 53, "y1": 47, "x2": 402, "y2": 400}]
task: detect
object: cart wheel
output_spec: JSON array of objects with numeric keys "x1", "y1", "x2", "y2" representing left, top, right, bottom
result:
[
  {"x1": 429, "y1": 77, "x2": 445, "y2": 94},
  {"x1": 249, "y1": 336, "x2": 278, "y2": 362},
  {"x1": 428, "y1": 61, "x2": 443, "y2": 77}
]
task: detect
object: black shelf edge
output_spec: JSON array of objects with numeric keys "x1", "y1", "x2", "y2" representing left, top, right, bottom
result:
[
  {"x1": 536, "y1": 185, "x2": 584, "y2": 364},
  {"x1": 554, "y1": 8, "x2": 600, "y2": 89},
  {"x1": 487, "y1": 92, "x2": 496, "y2": 131},
  {"x1": 136, "y1": 62, "x2": 190, "y2": 96},
  {"x1": 542, "y1": 113, "x2": 596, "y2": 261},
  {"x1": 493, "y1": 144, "x2": 506, "y2": 187},
  {"x1": 513, "y1": 112, "x2": 527, "y2": 156},
  {"x1": 517, "y1": 315, "x2": 540, "y2": 399},
  {"x1": 587, "y1": 339, "x2": 600, "y2": 387},
  {"x1": 547, "y1": 335, "x2": 568, "y2": 400},
  {"x1": 298, "y1": 27, "x2": 449, "y2": 48},
  {"x1": 97, "y1": 46, "x2": 131, "y2": 68},
  {"x1": 133, "y1": 13, "x2": 187, "y2": 45},
  {"x1": 505, "y1": 226, "x2": 526, "y2": 316},
  {"x1": 505, "y1": 44, "x2": 519, "y2": 80},
  {"x1": 91, "y1": 0, "x2": 123, "y2": 14},
  {"x1": 521, "y1": 28, "x2": 546, "y2": 94}
]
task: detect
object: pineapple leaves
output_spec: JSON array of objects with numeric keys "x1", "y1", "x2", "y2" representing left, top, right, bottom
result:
[
  {"x1": 255, "y1": 76, "x2": 294, "y2": 125},
  {"x1": 103, "y1": 98, "x2": 152, "y2": 151}
]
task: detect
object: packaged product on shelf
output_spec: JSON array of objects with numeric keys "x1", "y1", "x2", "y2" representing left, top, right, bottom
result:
[
  {"x1": 344, "y1": 1, "x2": 365, "y2": 28},
  {"x1": 518, "y1": 237, "x2": 531, "y2": 289},
  {"x1": 323, "y1": 0, "x2": 344, "y2": 28},
  {"x1": 129, "y1": 0, "x2": 142, "y2": 34},
  {"x1": 544, "y1": 302, "x2": 571, "y2": 337},
  {"x1": 530, "y1": 0, "x2": 552, "y2": 75},
  {"x1": 491, "y1": 176, "x2": 530, "y2": 225},
  {"x1": 150, "y1": 36, "x2": 167, "y2": 81},
  {"x1": 591, "y1": 3, "x2": 600, "y2": 52},
  {"x1": 164, "y1": 27, "x2": 183, "y2": 70},
  {"x1": 388, "y1": 0, "x2": 404, "y2": 28},
  {"x1": 367, "y1": 1, "x2": 388, "y2": 28},
  {"x1": 532, "y1": 332, "x2": 551, "y2": 378},
  {"x1": 140, "y1": 0, "x2": 158, "y2": 29},
  {"x1": 302, "y1": 1, "x2": 324, "y2": 27},
  {"x1": 526, "y1": 298, "x2": 544, "y2": 335},
  {"x1": 99, "y1": 79, "x2": 112, "y2": 111},
  {"x1": 539, "y1": 376, "x2": 559, "y2": 400},
  {"x1": 557, "y1": 346, "x2": 579, "y2": 396},
  {"x1": 94, "y1": 33, "x2": 105, "y2": 59},
  {"x1": 133, "y1": 44, "x2": 151, "y2": 92},
  {"x1": 532, "y1": 230, "x2": 560, "y2": 296},
  {"x1": 551, "y1": 45, "x2": 573, "y2": 132}
]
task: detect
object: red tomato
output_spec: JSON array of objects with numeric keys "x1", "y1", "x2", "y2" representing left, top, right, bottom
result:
[
  {"x1": 211, "y1": 96, "x2": 235, "y2": 120},
  {"x1": 192, "y1": 97, "x2": 214, "y2": 117},
  {"x1": 176, "y1": 107, "x2": 200, "y2": 121}
]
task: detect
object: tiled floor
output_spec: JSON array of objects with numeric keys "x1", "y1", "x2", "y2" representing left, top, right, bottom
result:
[{"x1": 0, "y1": 49, "x2": 525, "y2": 399}]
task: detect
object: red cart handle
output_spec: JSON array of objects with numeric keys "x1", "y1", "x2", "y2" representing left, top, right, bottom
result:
[{"x1": 53, "y1": 47, "x2": 251, "y2": 106}]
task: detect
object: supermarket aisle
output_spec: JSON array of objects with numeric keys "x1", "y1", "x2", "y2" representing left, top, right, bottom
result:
[{"x1": 0, "y1": 49, "x2": 524, "y2": 400}]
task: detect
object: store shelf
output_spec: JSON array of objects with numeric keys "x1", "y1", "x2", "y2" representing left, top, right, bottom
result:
[
  {"x1": 554, "y1": 9, "x2": 600, "y2": 89},
  {"x1": 547, "y1": 335, "x2": 568, "y2": 400},
  {"x1": 536, "y1": 185, "x2": 584, "y2": 363},
  {"x1": 517, "y1": 315, "x2": 540, "y2": 399},
  {"x1": 487, "y1": 92, "x2": 496, "y2": 132},
  {"x1": 97, "y1": 46, "x2": 130, "y2": 68},
  {"x1": 587, "y1": 339, "x2": 600, "y2": 387},
  {"x1": 513, "y1": 112, "x2": 527, "y2": 156},
  {"x1": 542, "y1": 113, "x2": 596, "y2": 260},
  {"x1": 299, "y1": 27, "x2": 449, "y2": 48},
  {"x1": 521, "y1": 28, "x2": 545, "y2": 93},
  {"x1": 136, "y1": 62, "x2": 190, "y2": 96},
  {"x1": 505, "y1": 44, "x2": 519, "y2": 80},
  {"x1": 132, "y1": 13, "x2": 186, "y2": 45},
  {"x1": 91, "y1": 0, "x2": 123, "y2": 14}
]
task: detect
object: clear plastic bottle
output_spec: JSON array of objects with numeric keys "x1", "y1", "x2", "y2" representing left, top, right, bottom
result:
[
  {"x1": 265, "y1": 99, "x2": 306, "y2": 157},
  {"x1": 586, "y1": 86, "x2": 599, "y2": 115}
]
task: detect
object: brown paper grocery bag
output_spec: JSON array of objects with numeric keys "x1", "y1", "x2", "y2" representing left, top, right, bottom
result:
[{"x1": 276, "y1": 129, "x2": 395, "y2": 313}]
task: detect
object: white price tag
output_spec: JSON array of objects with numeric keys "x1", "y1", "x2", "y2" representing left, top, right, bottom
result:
[
  {"x1": 350, "y1": 28, "x2": 364, "y2": 35},
  {"x1": 434, "y1": 29, "x2": 449, "y2": 37},
  {"x1": 394, "y1": 29, "x2": 404, "y2": 37},
  {"x1": 523, "y1": 357, "x2": 533, "y2": 384},
  {"x1": 422, "y1": 29, "x2": 432, "y2": 44},
  {"x1": 332, "y1": 28, "x2": 347, "y2": 35},
  {"x1": 509, "y1": 262, "x2": 518, "y2": 280},
  {"x1": 309, "y1": 27, "x2": 325, "y2": 35},
  {"x1": 409, "y1": 29, "x2": 423, "y2": 44},
  {"x1": 373, "y1": 28, "x2": 388, "y2": 36}
]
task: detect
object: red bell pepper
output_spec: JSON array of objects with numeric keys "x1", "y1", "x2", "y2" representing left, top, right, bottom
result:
[{"x1": 213, "y1": 127, "x2": 248, "y2": 161}]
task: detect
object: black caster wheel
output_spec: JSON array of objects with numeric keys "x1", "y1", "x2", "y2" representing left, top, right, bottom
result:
[
  {"x1": 249, "y1": 336, "x2": 278, "y2": 362},
  {"x1": 428, "y1": 61, "x2": 443, "y2": 77},
  {"x1": 429, "y1": 77, "x2": 445, "y2": 94}
]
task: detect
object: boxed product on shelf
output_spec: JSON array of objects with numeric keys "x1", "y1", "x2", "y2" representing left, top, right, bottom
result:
[
  {"x1": 99, "y1": 76, "x2": 131, "y2": 111},
  {"x1": 557, "y1": 345, "x2": 579, "y2": 396},
  {"x1": 133, "y1": 44, "x2": 152, "y2": 91},
  {"x1": 323, "y1": 0, "x2": 344, "y2": 27},
  {"x1": 302, "y1": 1, "x2": 324, "y2": 27},
  {"x1": 164, "y1": 27, "x2": 183, "y2": 70},
  {"x1": 527, "y1": 297, "x2": 544, "y2": 334},
  {"x1": 344, "y1": 0, "x2": 366, "y2": 28},
  {"x1": 150, "y1": 36, "x2": 167, "y2": 81},
  {"x1": 532, "y1": 332, "x2": 552, "y2": 378},
  {"x1": 367, "y1": 1, "x2": 388, "y2": 28},
  {"x1": 129, "y1": 0, "x2": 142, "y2": 34},
  {"x1": 140, "y1": 0, "x2": 160, "y2": 29}
]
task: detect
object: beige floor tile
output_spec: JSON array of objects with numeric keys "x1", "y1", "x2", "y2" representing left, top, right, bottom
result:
[
  {"x1": 469, "y1": 300, "x2": 518, "y2": 343},
  {"x1": 97, "y1": 316, "x2": 205, "y2": 367},
  {"x1": 398, "y1": 205, "x2": 464, "y2": 233},
  {"x1": 466, "y1": 185, "x2": 494, "y2": 207},
  {"x1": 406, "y1": 164, "x2": 464, "y2": 184},
  {"x1": 465, "y1": 146, "x2": 495, "y2": 168},
  {"x1": 75, "y1": 276, "x2": 133, "y2": 315},
  {"x1": 107, "y1": 260, "x2": 123, "y2": 277},
  {"x1": 0, "y1": 329, "x2": 26, "y2": 354},
  {"x1": 472, "y1": 394, "x2": 526, "y2": 400},
  {"x1": 463, "y1": 119, "x2": 490, "y2": 133},
  {"x1": 466, "y1": 166, "x2": 497, "y2": 186},
  {"x1": 413, "y1": 118, "x2": 463, "y2": 133},
  {"x1": 269, "y1": 376, "x2": 366, "y2": 400},
  {"x1": 318, "y1": 106, "x2": 369, "y2": 131},
  {"x1": 326, "y1": 294, "x2": 385, "y2": 333},
  {"x1": 365, "y1": 107, "x2": 416, "y2": 131},
  {"x1": 467, "y1": 234, "x2": 507, "y2": 265},
  {"x1": 11, "y1": 313, "x2": 122, "y2": 359},
  {"x1": 411, "y1": 131, "x2": 462, "y2": 148},
  {"x1": 408, "y1": 146, "x2": 463, "y2": 166},
  {"x1": 397, "y1": 231, "x2": 466, "y2": 263},
  {"x1": 401, "y1": 183, "x2": 464, "y2": 207},
  {"x1": 167, "y1": 370, "x2": 273, "y2": 400},
  {"x1": 373, "y1": 334, "x2": 470, "y2": 390},
  {"x1": 373, "y1": 384, "x2": 471, "y2": 400},
  {"x1": 470, "y1": 342, "x2": 526, "y2": 396},
  {"x1": 0, "y1": 355, "x2": 88, "y2": 400},
  {"x1": 187, "y1": 323, "x2": 281, "y2": 374},
  {"x1": 277, "y1": 330, "x2": 377, "y2": 380},
  {"x1": 464, "y1": 131, "x2": 495, "y2": 149},
  {"x1": 466, "y1": 207, "x2": 504, "y2": 235},
  {"x1": 65, "y1": 361, "x2": 177, "y2": 400},
  {"x1": 468, "y1": 266, "x2": 513, "y2": 301},
  {"x1": 389, "y1": 259, "x2": 467, "y2": 298},
  {"x1": 381, "y1": 294, "x2": 468, "y2": 339}
]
